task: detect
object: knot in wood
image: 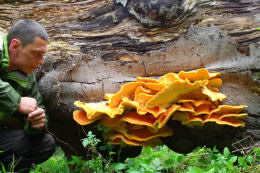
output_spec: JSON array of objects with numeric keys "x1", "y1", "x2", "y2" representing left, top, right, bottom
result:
[{"x1": 127, "y1": 0, "x2": 184, "y2": 26}]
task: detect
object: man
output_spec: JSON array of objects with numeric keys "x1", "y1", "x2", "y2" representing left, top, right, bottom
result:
[{"x1": 0, "y1": 19, "x2": 55, "y2": 171}]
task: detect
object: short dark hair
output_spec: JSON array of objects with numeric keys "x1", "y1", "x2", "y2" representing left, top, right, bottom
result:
[{"x1": 7, "y1": 19, "x2": 48, "y2": 47}]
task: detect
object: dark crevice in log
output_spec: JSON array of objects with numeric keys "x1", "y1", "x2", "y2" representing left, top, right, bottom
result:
[
  {"x1": 67, "y1": 7, "x2": 129, "y2": 31},
  {"x1": 78, "y1": 35, "x2": 169, "y2": 53},
  {"x1": 218, "y1": 2, "x2": 260, "y2": 15},
  {"x1": 229, "y1": 30, "x2": 259, "y2": 37},
  {"x1": 75, "y1": 35, "x2": 133, "y2": 42},
  {"x1": 236, "y1": 36, "x2": 260, "y2": 46},
  {"x1": 78, "y1": 3, "x2": 115, "y2": 21},
  {"x1": 80, "y1": 41, "x2": 166, "y2": 53}
]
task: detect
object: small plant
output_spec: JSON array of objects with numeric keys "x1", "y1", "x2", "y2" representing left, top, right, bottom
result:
[
  {"x1": 82, "y1": 131, "x2": 101, "y2": 149},
  {"x1": 30, "y1": 147, "x2": 70, "y2": 173},
  {"x1": 68, "y1": 130, "x2": 116, "y2": 173}
]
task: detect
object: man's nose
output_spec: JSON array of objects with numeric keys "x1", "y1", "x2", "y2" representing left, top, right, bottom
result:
[{"x1": 38, "y1": 56, "x2": 44, "y2": 65}]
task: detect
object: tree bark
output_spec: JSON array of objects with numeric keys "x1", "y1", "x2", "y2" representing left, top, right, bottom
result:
[{"x1": 0, "y1": 0, "x2": 259, "y2": 156}]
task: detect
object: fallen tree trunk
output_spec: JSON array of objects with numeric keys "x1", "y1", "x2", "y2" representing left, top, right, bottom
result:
[{"x1": 0, "y1": 0, "x2": 259, "y2": 157}]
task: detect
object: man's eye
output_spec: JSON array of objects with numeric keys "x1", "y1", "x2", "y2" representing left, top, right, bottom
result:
[{"x1": 33, "y1": 52, "x2": 42, "y2": 56}]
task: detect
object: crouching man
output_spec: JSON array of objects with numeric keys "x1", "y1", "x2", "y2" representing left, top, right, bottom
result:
[{"x1": 0, "y1": 19, "x2": 55, "y2": 171}]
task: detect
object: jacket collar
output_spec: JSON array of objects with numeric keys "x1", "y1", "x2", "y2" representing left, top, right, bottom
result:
[{"x1": 2, "y1": 70, "x2": 29, "y2": 88}]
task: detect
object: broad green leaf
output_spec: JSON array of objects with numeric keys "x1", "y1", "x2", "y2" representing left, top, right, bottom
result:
[
  {"x1": 140, "y1": 163, "x2": 150, "y2": 169},
  {"x1": 111, "y1": 163, "x2": 127, "y2": 170},
  {"x1": 223, "y1": 147, "x2": 230, "y2": 158},
  {"x1": 82, "y1": 139, "x2": 89, "y2": 147},
  {"x1": 246, "y1": 155, "x2": 254, "y2": 164},
  {"x1": 187, "y1": 166, "x2": 203, "y2": 173},
  {"x1": 228, "y1": 156, "x2": 237, "y2": 165},
  {"x1": 238, "y1": 156, "x2": 245, "y2": 166}
]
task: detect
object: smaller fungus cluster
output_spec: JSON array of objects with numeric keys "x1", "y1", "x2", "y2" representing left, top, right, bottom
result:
[{"x1": 73, "y1": 68, "x2": 248, "y2": 146}]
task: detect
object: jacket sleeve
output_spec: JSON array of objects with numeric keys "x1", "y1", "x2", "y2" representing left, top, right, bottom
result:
[
  {"x1": 24, "y1": 73, "x2": 48, "y2": 135},
  {"x1": 0, "y1": 77, "x2": 21, "y2": 121}
]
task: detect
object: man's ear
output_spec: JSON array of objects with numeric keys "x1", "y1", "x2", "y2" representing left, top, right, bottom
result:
[{"x1": 9, "y1": 39, "x2": 21, "y2": 54}]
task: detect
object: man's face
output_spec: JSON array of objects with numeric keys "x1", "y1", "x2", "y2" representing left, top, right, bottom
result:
[{"x1": 16, "y1": 36, "x2": 47, "y2": 74}]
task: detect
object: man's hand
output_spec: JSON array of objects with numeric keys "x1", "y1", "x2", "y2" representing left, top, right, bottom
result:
[
  {"x1": 18, "y1": 97, "x2": 38, "y2": 115},
  {"x1": 26, "y1": 108, "x2": 46, "y2": 130}
]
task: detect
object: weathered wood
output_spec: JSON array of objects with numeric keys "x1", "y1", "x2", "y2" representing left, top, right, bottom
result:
[{"x1": 0, "y1": 0, "x2": 259, "y2": 157}]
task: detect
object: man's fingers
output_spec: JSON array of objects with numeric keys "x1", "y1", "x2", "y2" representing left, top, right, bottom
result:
[
  {"x1": 24, "y1": 107, "x2": 46, "y2": 130},
  {"x1": 30, "y1": 123, "x2": 45, "y2": 130},
  {"x1": 30, "y1": 118, "x2": 45, "y2": 130},
  {"x1": 27, "y1": 116, "x2": 45, "y2": 123},
  {"x1": 28, "y1": 108, "x2": 44, "y2": 118}
]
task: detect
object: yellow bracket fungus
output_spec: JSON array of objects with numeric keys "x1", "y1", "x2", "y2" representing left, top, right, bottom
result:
[
  {"x1": 146, "y1": 79, "x2": 208, "y2": 108},
  {"x1": 75, "y1": 101, "x2": 124, "y2": 119},
  {"x1": 114, "y1": 125, "x2": 173, "y2": 142},
  {"x1": 202, "y1": 86, "x2": 226, "y2": 101},
  {"x1": 73, "y1": 68, "x2": 248, "y2": 146},
  {"x1": 121, "y1": 112, "x2": 157, "y2": 128},
  {"x1": 109, "y1": 82, "x2": 141, "y2": 107},
  {"x1": 73, "y1": 110, "x2": 101, "y2": 125},
  {"x1": 178, "y1": 68, "x2": 220, "y2": 82}
]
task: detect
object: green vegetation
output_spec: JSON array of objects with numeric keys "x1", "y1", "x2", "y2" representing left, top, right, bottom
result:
[
  {"x1": 30, "y1": 131, "x2": 259, "y2": 173},
  {"x1": 30, "y1": 147, "x2": 70, "y2": 173},
  {"x1": 2, "y1": 131, "x2": 259, "y2": 172}
]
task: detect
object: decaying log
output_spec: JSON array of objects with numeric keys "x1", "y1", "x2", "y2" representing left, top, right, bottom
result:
[{"x1": 0, "y1": 0, "x2": 259, "y2": 157}]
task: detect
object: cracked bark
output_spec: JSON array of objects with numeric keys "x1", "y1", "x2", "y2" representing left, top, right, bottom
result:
[{"x1": 0, "y1": 0, "x2": 259, "y2": 157}]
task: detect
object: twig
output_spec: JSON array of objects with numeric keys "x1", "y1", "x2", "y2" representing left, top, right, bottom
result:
[
  {"x1": 46, "y1": 128, "x2": 78, "y2": 155},
  {"x1": 81, "y1": 126, "x2": 88, "y2": 136},
  {"x1": 78, "y1": 125, "x2": 89, "y2": 159},
  {"x1": 231, "y1": 137, "x2": 260, "y2": 173},
  {"x1": 174, "y1": 153, "x2": 208, "y2": 172},
  {"x1": 232, "y1": 136, "x2": 255, "y2": 153}
]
